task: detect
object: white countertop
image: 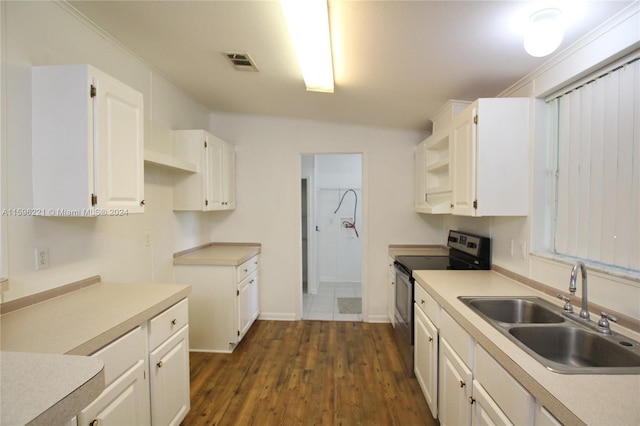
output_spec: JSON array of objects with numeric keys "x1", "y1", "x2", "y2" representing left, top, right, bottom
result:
[
  {"x1": 173, "y1": 243, "x2": 261, "y2": 266},
  {"x1": 414, "y1": 270, "x2": 640, "y2": 425}
]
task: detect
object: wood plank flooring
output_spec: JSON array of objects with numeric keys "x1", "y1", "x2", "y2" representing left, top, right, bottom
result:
[{"x1": 184, "y1": 320, "x2": 437, "y2": 425}]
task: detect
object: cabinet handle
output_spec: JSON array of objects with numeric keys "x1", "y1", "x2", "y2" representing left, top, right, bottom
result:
[
  {"x1": 90, "y1": 420, "x2": 99, "y2": 426},
  {"x1": 171, "y1": 319, "x2": 177, "y2": 325},
  {"x1": 244, "y1": 268, "x2": 248, "y2": 272},
  {"x1": 450, "y1": 203, "x2": 454, "y2": 209},
  {"x1": 250, "y1": 279, "x2": 254, "y2": 284},
  {"x1": 157, "y1": 361, "x2": 164, "y2": 368},
  {"x1": 459, "y1": 380, "x2": 465, "y2": 388},
  {"x1": 428, "y1": 336, "x2": 433, "y2": 342},
  {"x1": 469, "y1": 396, "x2": 476, "y2": 405},
  {"x1": 420, "y1": 299, "x2": 425, "y2": 305},
  {"x1": 140, "y1": 199, "x2": 146, "y2": 206}
]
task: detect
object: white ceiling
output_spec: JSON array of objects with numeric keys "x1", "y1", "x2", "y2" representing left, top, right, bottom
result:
[{"x1": 68, "y1": 0, "x2": 633, "y2": 132}]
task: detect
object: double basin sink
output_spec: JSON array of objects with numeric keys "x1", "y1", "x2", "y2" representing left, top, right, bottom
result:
[{"x1": 458, "y1": 296, "x2": 640, "y2": 374}]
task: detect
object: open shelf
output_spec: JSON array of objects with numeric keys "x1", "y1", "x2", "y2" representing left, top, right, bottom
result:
[{"x1": 144, "y1": 149, "x2": 198, "y2": 173}]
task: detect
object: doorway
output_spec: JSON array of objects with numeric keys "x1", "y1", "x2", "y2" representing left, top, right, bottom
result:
[{"x1": 301, "y1": 154, "x2": 363, "y2": 321}]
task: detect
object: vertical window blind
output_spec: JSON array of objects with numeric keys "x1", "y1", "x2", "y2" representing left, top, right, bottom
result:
[{"x1": 548, "y1": 56, "x2": 639, "y2": 272}]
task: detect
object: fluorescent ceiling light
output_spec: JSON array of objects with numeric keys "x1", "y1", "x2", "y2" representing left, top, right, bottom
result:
[
  {"x1": 524, "y1": 8, "x2": 564, "y2": 57},
  {"x1": 279, "y1": 0, "x2": 335, "y2": 93}
]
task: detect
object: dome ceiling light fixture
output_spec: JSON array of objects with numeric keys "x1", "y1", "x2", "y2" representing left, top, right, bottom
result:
[{"x1": 524, "y1": 8, "x2": 565, "y2": 57}]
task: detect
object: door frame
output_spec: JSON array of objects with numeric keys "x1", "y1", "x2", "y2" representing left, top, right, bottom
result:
[{"x1": 295, "y1": 152, "x2": 368, "y2": 320}]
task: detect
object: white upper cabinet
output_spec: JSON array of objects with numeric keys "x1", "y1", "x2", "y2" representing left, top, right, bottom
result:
[
  {"x1": 415, "y1": 100, "x2": 470, "y2": 214},
  {"x1": 32, "y1": 64, "x2": 145, "y2": 215},
  {"x1": 450, "y1": 98, "x2": 529, "y2": 217},
  {"x1": 172, "y1": 130, "x2": 236, "y2": 211}
]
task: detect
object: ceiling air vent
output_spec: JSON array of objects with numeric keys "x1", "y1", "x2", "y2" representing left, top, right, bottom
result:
[{"x1": 224, "y1": 52, "x2": 259, "y2": 72}]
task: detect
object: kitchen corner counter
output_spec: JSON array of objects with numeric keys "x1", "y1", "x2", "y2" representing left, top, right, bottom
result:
[
  {"x1": 1, "y1": 280, "x2": 190, "y2": 425},
  {"x1": 173, "y1": 242, "x2": 261, "y2": 266},
  {"x1": 1, "y1": 282, "x2": 191, "y2": 356},
  {"x1": 414, "y1": 269, "x2": 640, "y2": 425},
  {"x1": 0, "y1": 351, "x2": 104, "y2": 426}
]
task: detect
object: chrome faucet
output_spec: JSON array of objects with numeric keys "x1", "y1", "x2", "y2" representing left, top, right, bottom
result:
[{"x1": 569, "y1": 261, "x2": 590, "y2": 320}]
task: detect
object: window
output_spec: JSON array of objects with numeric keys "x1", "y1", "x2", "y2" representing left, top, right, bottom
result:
[{"x1": 547, "y1": 55, "x2": 639, "y2": 273}]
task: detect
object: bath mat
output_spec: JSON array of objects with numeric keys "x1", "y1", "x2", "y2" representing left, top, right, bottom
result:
[{"x1": 337, "y1": 297, "x2": 362, "y2": 314}]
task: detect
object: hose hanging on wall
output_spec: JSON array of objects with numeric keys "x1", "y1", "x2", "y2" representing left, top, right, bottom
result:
[{"x1": 333, "y1": 189, "x2": 359, "y2": 238}]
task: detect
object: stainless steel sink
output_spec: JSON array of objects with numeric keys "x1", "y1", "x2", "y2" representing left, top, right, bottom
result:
[
  {"x1": 458, "y1": 296, "x2": 640, "y2": 374},
  {"x1": 462, "y1": 297, "x2": 565, "y2": 324},
  {"x1": 509, "y1": 326, "x2": 640, "y2": 373}
]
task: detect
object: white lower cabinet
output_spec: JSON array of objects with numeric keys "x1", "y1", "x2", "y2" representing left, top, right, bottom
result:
[
  {"x1": 149, "y1": 326, "x2": 190, "y2": 426},
  {"x1": 471, "y1": 380, "x2": 512, "y2": 426},
  {"x1": 414, "y1": 307, "x2": 438, "y2": 418},
  {"x1": 414, "y1": 283, "x2": 439, "y2": 418},
  {"x1": 474, "y1": 345, "x2": 533, "y2": 425},
  {"x1": 439, "y1": 338, "x2": 473, "y2": 426},
  {"x1": 238, "y1": 270, "x2": 259, "y2": 338},
  {"x1": 412, "y1": 284, "x2": 552, "y2": 426},
  {"x1": 176, "y1": 254, "x2": 260, "y2": 352},
  {"x1": 388, "y1": 256, "x2": 396, "y2": 325},
  {"x1": 78, "y1": 360, "x2": 149, "y2": 426},
  {"x1": 80, "y1": 327, "x2": 150, "y2": 426},
  {"x1": 78, "y1": 298, "x2": 191, "y2": 426}
]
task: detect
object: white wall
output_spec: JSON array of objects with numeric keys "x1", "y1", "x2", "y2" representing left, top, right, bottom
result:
[
  {"x1": 315, "y1": 154, "x2": 362, "y2": 284},
  {"x1": 1, "y1": 1, "x2": 214, "y2": 301},
  {"x1": 208, "y1": 113, "x2": 443, "y2": 321},
  {"x1": 446, "y1": 4, "x2": 640, "y2": 319}
]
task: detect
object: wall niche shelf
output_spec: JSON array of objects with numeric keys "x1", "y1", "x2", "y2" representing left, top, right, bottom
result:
[{"x1": 144, "y1": 149, "x2": 197, "y2": 173}]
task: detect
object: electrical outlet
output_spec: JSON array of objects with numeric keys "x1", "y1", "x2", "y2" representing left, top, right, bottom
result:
[
  {"x1": 35, "y1": 248, "x2": 49, "y2": 270},
  {"x1": 507, "y1": 239, "x2": 514, "y2": 256},
  {"x1": 519, "y1": 241, "x2": 528, "y2": 259}
]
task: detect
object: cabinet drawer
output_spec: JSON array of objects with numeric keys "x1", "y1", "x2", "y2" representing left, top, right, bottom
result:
[
  {"x1": 149, "y1": 298, "x2": 189, "y2": 351},
  {"x1": 414, "y1": 284, "x2": 440, "y2": 327},
  {"x1": 91, "y1": 326, "x2": 145, "y2": 387},
  {"x1": 475, "y1": 345, "x2": 533, "y2": 426},
  {"x1": 440, "y1": 310, "x2": 473, "y2": 368},
  {"x1": 237, "y1": 255, "x2": 259, "y2": 282}
]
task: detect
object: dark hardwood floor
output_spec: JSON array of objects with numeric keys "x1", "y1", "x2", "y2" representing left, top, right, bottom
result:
[{"x1": 184, "y1": 320, "x2": 437, "y2": 425}]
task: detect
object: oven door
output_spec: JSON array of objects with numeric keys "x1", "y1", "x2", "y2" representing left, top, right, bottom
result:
[{"x1": 395, "y1": 267, "x2": 411, "y2": 331}]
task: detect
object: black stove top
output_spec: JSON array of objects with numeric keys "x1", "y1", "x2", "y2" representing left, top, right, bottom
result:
[
  {"x1": 394, "y1": 230, "x2": 492, "y2": 276},
  {"x1": 394, "y1": 255, "x2": 451, "y2": 274}
]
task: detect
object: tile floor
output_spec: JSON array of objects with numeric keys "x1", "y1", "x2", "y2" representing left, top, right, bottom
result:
[{"x1": 303, "y1": 282, "x2": 362, "y2": 321}]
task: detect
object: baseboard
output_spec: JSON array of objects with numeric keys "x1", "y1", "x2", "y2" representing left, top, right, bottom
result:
[
  {"x1": 366, "y1": 314, "x2": 391, "y2": 323},
  {"x1": 258, "y1": 312, "x2": 297, "y2": 321}
]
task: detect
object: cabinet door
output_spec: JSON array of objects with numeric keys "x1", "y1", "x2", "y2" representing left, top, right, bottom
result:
[
  {"x1": 238, "y1": 270, "x2": 259, "y2": 339},
  {"x1": 149, "y1": 326, "x2": 190, "y2": 426},
  {"x1": 205, "y1": 135, "x2": 236, "y2": 211},
  {"x1": 205, "y1": 134, "x2": 225, "y2": 210},
  {"x1": 387, "y1": 267, "x2": 396, "y2": 325},
  {"x1": 414, "y1": 305, "x2": 438, "y2": 418},
  {"x1": 78, "y1": 359, "x2": 150, "y2": 426},
  {"x1": 439, "y1": 339, "x2": 472, "y2": 426},
  {"x1": 223, "y1": 144, "x2": 236, "y2": 209},
  {"x1": 94, "y1": 70, "x2": 145, "y2": 213},
  {"x1": 32, "y1": 64, "x2": 144, "y2": 215},
  {"x1": 471, "y1": 380, "x2": 513, "y2": 426},
  {"x1": 451, "y1": 103, "x2": 477, "y2": 217}
]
